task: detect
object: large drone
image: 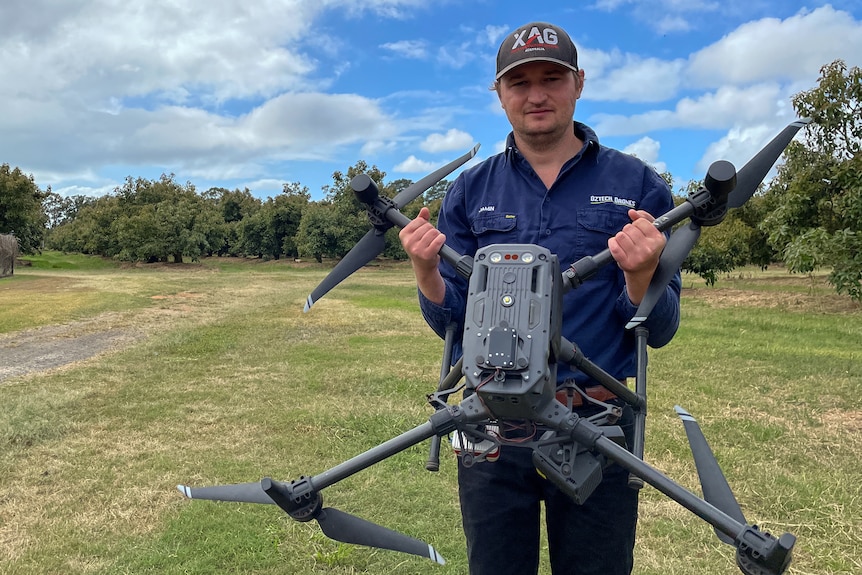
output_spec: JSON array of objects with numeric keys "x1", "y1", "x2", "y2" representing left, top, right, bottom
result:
[{"x1": 178, "y1": 119, "x2": 809, "y2": 575}]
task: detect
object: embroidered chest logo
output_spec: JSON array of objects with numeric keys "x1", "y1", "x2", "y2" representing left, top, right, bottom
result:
[
  {"x1": 590, "y1": 195, "x2": 637, "y2": 209},
  {"x1": 478, "y1": 205, "x2": 496, "y2": 213}
]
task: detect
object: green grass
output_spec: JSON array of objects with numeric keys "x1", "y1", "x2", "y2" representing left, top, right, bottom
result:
[
  {"x1": 17, "y1": 251, "x2": 122, "y2": 271},
  {"x1": 0, "y1": 261, "x2": 859, "y2": 574}
]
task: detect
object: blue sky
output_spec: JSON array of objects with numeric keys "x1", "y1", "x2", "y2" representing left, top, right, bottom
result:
[{"x1": 2, "y1": 1, "x2": 861, "y2": 201}]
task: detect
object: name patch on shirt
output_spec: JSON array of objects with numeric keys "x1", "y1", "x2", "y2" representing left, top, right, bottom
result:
[{"x1": 590, "y1": 195, "x2": 636, "y2": 209}]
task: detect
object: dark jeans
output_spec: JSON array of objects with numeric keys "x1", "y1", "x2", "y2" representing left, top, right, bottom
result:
[{"x1": 457, "y1": 406, "x2": 639, "y2": 575}]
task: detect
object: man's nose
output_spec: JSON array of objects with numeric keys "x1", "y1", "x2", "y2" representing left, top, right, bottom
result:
[{"x1": 526, "y1": 84, "x2": 548, "y2": 103}]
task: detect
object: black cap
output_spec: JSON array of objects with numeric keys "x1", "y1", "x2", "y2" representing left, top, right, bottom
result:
[{"x1": 495, "y1": 22, "x2": 579, "y2": 80}]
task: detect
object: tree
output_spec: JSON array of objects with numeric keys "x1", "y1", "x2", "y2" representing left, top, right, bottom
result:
[
  {"x1": 47, "y1": 174, "x2": 222, "y2": 263},
  {"x1": 278, "y1": 183, "x2": 310, "y2": 258},
  {"x1": 294, "y1": 202, "x2": 339, "y2": 263},
  {"x1": 46, "y1": 195, "x2": 123, "y2": 256},
  {"x1": 685, "y1": 217, "x2": 758, "y2": 286},
  {"x1": 669, "y1": 180, "x2": 769, "y2": 286},
  {"x1": 206, "y1": 187, "x2": 261, "y2": 256},
  {"x1": 234, "y1": 184, "x2": 308, "y2": 260},
  {"x1": 760, "y1": 60, "x2": 862, "y2": 300},
  {"x1": 110, "y1": 174, "x2": 219, "y2": 263},
  {"x1": 0, "y1": 164, "x2": 49, "y2": 253},
  {"x1": 43, "y1": 192, "x2": 92, "y2": 230}
]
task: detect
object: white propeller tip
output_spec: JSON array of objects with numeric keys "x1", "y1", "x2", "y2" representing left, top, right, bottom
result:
[{"x1": 429, "y1": 545, "x2": 446, "y2": 565}]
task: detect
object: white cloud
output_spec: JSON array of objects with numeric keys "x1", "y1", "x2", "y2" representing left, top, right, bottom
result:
[
  {"x1": 581, "y1": 5, "x2": 862, "y2": 106},
  {"x1": 483, "y1": 24, "x2": 510, "y2": 46},
  {"x1": 622, "y1": 137, "x2": 667, "y2": 173},
  {"x1": 585, "y1": 5, "x2": 859, "y2": 191},
  {"x1": 591, "y1": 83, "x2": 785, "y2": 135},
  {"x1": 0, "y1": 1, "x2": 329, "y2": 107},
  {"x1": 655, "y1": 15, "x2": 692, "y2": 34},
  {"x1": 393, "y1": 155, "x2": 440, "y2": 173},
  {"x1": 0, "y1": 0, "x2": 441, "y2": 190},
  {"x1": 695, "y1": 123, "x2": 781, "y2": 176},
  {"x1": 585, "y1": 55, "x2": 686, "y2": 102},
  {"x1": 420, "y1": 129, "x2": 474, "y2": 153},
  {"x1": 588, "y1": 0, "x2": 719, "y2": 33},
  {"x1": 236, "y1": 178, "x2": 288, "y2": 198},
  {"x1": 686, "y1": 5, "x2": 862, "y2": 88},
  {"x1": 380, "y1": 40, "x2": 428, "y2": 59},
  {"x1": 1, "y1": 1, "x2": 859, "y2": 202}
]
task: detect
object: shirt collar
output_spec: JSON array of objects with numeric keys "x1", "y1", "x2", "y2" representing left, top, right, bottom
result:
[{"x1": 504, "y1": 121, "x2": 600, "y2": 163}]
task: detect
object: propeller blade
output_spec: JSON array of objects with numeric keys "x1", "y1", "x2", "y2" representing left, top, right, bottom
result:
[
  {"x1": 180, "y1": 482, "x2": 445, "y2": 564},
  {"x1": 316, "y1": 507, "x2": 446, "y2": 564},
  {"x1": 391, "y1": 144, "x2": 480, "y2": 208},
  {"x1": 304, "y1": 229, "x2": 386, "y2": 312},
  {"x1": 674, "y1": 406, "x2": 747, "y2": 545},
  {"x1": 728, "y1": 118, "x2": 811, "y2": 209},
  {"x1": 304, "y1": 144, "x2": 480, "y2": 312},
  {"x1": 626, "y1": 222, "x2": 700, "y2": 329},
  {"x1": 177, "y1": 482, "x2": 274, "y2": 505}
]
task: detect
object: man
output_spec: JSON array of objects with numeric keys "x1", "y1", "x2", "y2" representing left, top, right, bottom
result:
[{"x1": 399, "y1": 22, "x2": 681, "y2": 575}]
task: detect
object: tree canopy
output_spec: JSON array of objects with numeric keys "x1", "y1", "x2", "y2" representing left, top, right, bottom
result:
[
  {"x1": 760, "y1": 60, "x2": 862, "y2": 300},
  {"x1": 0, "y1": 164, "x2": 49, "y2": 254}
]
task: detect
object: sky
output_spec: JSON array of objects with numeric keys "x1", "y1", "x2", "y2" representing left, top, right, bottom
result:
[{"x1": 2, "y1": 1, "x2": 861, "y2": 201}]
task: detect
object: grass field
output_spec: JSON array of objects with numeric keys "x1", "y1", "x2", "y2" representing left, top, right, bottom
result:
[{"x1": 1, "y1": 253, "x2": 860, "y2": 574}]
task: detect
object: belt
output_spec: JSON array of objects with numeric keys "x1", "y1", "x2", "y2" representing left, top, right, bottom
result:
[{"x1": 556, "y1": 384, "x2": 618, "y2": 408}]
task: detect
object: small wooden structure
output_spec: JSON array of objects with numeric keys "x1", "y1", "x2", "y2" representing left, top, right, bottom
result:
[{"x1": 0, "y1": 234, "x2": 18, "y2": 277}]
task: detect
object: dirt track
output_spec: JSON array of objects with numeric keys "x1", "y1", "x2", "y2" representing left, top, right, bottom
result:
[{"x1": 0, "y1": 317, "x2": 143, "y2": 383}]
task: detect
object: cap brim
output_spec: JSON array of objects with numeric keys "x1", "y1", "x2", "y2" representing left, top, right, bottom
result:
[{"x1": 496, "y1": 58, "x2": 578, "y2": 80}]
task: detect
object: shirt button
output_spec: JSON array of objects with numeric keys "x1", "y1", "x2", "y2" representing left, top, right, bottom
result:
[{"x1": 544, "y1": 229, "x2": 551, "y2": 236}]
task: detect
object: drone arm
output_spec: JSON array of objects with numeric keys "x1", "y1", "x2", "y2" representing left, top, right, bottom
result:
[
  {"x1": 558, "y1": 336, "x2": 643, "y2": 409},
  {"x1": 562, "y1": 200, "x2": 694, "y2": 292},
  {"x1": 562, "y1": 163, "x2": 734, "y2": 294},
  {"x1": 303, "y1": 398, "x2": 488, "y2": 493},
  {"x1": 562, "y1": 417, "x2": 794, "y2": 575}
]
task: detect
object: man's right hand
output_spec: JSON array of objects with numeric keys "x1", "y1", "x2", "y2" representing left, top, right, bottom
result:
[{"x1": 399, "y1": 207, "x2": 447, "y2": 305}]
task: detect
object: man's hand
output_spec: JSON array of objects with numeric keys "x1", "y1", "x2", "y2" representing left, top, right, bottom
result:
[
  {"x1": 607, "y1": 209, "x2": 666, "y2": 305},
  {"x1": 399, "y1": 207, "x2": 447, "y2": 305}
]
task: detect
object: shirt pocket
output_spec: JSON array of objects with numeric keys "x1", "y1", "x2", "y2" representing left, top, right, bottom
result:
[
  {"x1": 470, "y1": 213, "x2": 517, "y2": 243},
  {"x1": 576, "y1": 207, "x2": 631, "y2": 279}
]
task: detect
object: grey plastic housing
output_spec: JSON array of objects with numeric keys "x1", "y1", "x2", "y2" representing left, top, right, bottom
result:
[{"x1": 462, "y1": 244, "x2": 562, "y2": 420}]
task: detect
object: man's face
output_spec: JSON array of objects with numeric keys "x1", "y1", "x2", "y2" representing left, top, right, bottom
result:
[{"x1": 497, "y1": 61, "x2": 584, "y2": 143}]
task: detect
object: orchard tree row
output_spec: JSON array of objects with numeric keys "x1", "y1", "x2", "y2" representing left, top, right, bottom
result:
[{"x1": 41, "y1": 161, "x2": 449, "y2": 265}]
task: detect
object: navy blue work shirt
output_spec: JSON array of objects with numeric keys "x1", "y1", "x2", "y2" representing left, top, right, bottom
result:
[{"x1": 418, "y1": 122, "x2": 681, "y2": 385}]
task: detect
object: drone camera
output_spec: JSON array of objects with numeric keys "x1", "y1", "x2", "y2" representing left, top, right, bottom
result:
[{"x1": 462, "y1": 244, "x2": 563, "y2": 420}]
